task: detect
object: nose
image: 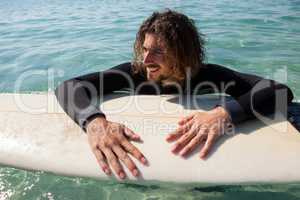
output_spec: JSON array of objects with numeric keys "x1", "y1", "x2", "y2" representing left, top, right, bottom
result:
[{"x1": 143, "y1": 51, "x2": 154, "y2": 64}]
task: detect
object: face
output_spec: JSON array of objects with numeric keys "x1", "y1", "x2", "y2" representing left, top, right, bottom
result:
[{"x1": 142, "y1": 33, "x2": 173, "y2": 82}]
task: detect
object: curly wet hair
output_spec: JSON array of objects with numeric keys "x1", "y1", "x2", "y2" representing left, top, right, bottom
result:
[{"x1": 132, "y1": 9, "x2": 206, "y2": 83}]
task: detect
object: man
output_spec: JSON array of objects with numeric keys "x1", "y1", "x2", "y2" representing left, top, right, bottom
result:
[{"x1": 55, "y1": 10, "x2": 294, "y2": 180}]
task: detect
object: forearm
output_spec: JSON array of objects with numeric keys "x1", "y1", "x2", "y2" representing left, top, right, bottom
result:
[
  {"x1": 204, "y1": 64, "x2": 294, "y2": 124},
  {"x1": 224, "y1": 79, "x2": 294, "y2": 124},
  {"x1": 55, "y1": 78, "x2": 105, "y2": 132},
  {"x1": 54, "y1": 62, "x2": 139, "y2": 132}
]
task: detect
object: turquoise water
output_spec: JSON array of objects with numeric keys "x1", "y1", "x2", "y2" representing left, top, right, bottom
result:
[{"x1": 0, "y1": 0, "x2": 300, "y2": 199}]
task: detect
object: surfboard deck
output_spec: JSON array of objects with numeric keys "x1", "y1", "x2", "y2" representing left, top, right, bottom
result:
[{"x1": 0, "y1": 93, "x2": 299, "y2": 184}]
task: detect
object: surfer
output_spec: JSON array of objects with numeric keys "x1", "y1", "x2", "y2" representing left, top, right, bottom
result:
[{"x1": 55, "y1": 9, "x2": 294, "y2": 179}]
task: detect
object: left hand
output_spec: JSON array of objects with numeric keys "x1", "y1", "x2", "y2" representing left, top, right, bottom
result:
[{"x1": 166, "y1": 106, "x2": 231, "y2": 159}]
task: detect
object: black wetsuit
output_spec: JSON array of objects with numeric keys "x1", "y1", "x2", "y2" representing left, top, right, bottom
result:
[{"x1": 54, "y1": 62, "x2": 294, "y2": 132}]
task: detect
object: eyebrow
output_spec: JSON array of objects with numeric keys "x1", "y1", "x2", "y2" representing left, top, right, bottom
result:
[{"x1": 143, "y1": 46, "x2": 163, "y2": 52}]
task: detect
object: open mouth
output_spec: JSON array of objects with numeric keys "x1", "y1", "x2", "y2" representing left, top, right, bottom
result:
[
  {"x1": 145, "y1": 64, "x2": 160, "y2": 74},
  {"x1": 147, "y1": 66, "x2": 160, "y2": 73}
]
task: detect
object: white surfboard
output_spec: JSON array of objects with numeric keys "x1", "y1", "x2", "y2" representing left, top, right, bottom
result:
[{"x1": 0, "y1": 93, "x2": 299, "y2": 184}]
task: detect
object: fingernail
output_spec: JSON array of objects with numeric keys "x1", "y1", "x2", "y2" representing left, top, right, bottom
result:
[
  {"x1": 135, "y1": 135, "x2": 140, "y2": 138},
  {"x1": 200, "y1": 153, "x2": 205, "y2": 159},
  {"x1": 133, "y1": 169, "x2": 139, "y2": 177},
  {"x1": 102, "y1": 166, "x2": 107, "y2": 172},
  {"x1": 141, "y1": 157, "x2": 147, "y2": 165},
  {"x1": 171, "y1": 145, "x2": 177, "y2": 152},
  {"x1": 102, "y1": 166, "x2": 110, "y2": 175},
  {"x1": 104, "y1": 168, "x2": 111, "y2": 175},
  {"x1": 119, "y1": 171, "x2": 125, "y2": 179}
]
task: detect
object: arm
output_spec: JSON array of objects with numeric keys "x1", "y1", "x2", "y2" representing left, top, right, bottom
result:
[
  {"x1": 167, "y1": 64, "x2": 294, "y2": 159},
  {"x1": 201, "y1": 64, "x2": 294, "y2": 124},
  {"x1": 54, "y1": 62, "x2": 138, "y2": 132},
  {"x1": 54, "y1": 62, "x2": 147, "y2": 179}
]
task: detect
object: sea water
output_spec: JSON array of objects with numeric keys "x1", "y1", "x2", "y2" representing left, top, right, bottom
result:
[{"x1": 0, "y1": 0, "x2": 300, "y2": 199}]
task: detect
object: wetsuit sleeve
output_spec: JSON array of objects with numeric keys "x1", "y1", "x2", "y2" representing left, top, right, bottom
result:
[
  {"x1": 203, "y1": 64, "x2": 294, "y2": 124},
  {"x1": 54, "y1": 62, "x2": 136, "y2": 132}
]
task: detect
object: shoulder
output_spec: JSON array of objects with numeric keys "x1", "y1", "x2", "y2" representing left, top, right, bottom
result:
[
  {"x1": 201, "y1": 63, "x2": 264, "y2": 84},
  {"x1": 106, "y1": 62, "x2": 137, "y2": 77},
  {"x1": 107, "y1": 62, "x2": 146, "y2": 82},
  {"x1": 109, "y1": 62, "x2": 133, "y2": 72},
  {"x1": 202, "y1": 63, "x2": 236, "y2": 73},
  {"x1": 197, "y1": 63, "x2": 238, "y2": 80}
]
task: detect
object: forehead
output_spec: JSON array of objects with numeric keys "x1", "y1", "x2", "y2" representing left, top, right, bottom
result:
[{"x1": 143, "y1": 33, "x2": 166, "y2": 49}]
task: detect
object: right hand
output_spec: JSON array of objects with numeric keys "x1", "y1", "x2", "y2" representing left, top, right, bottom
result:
[{"x1": 86, "y1": 117, "x2": 147, "y2": 179}]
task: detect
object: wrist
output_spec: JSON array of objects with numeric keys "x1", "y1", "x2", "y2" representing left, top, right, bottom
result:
[
  {"x1": 86, "y1": 116, "x2": 107, "y2": 134},
  {"x1": 211, "y1": 106, "x2": 231, "y2": 122}
]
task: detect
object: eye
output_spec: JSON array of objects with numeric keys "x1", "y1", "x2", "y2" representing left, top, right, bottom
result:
[
  {"x1": 142, "y1": 47, "x2": 148, "y2": 53},
  {"x1": 154, "y1": 50, "x2": 161, "y2": 55},
  {"x1": 153, "y1": 49, "x2": 163, "y2": 56}
]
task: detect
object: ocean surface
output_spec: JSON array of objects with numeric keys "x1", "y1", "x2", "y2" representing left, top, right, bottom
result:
[{"x1": 0, "y1": 0, "x2": 300, "y2": 199}]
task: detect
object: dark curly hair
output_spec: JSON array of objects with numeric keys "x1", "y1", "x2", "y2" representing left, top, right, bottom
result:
[{"x1": 132, "y1": 9, "x2": 206, "y2": 83}]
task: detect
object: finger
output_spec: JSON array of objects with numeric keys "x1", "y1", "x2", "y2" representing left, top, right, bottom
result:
[
  {"x1": 165, "y1": 131, "x2": 183, "y2": 142},
  {"x1": 178, "y1": 114, "x2": 194, "y2": 126},
  {"x1": 171, "y1": 126, "x2": 198, "y2": 154},
  {"x1": 123, "y1": 126, "x2": 141, "y2": 141},
  {"x1": 166, "y1": 120, "x2": 194, "y2": 142},
  {"x1": 180, "y1": 132, "x2": 206, "y2": 157},
  {"x1": 112, "y1": 145, "x2": 139, "y2": 177},
  {"x1": 120, "y1": 139, "x2": 148, "y2": 165},
  {"x1": 92, "y1": 148, "x2": 111, "y2": 175},
  {"x1": 200, "y1": 131, "x2": 218, "y2": 159},
  {"x1": 102, "y1": 148, "x2": 126, "y2": 179}
]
